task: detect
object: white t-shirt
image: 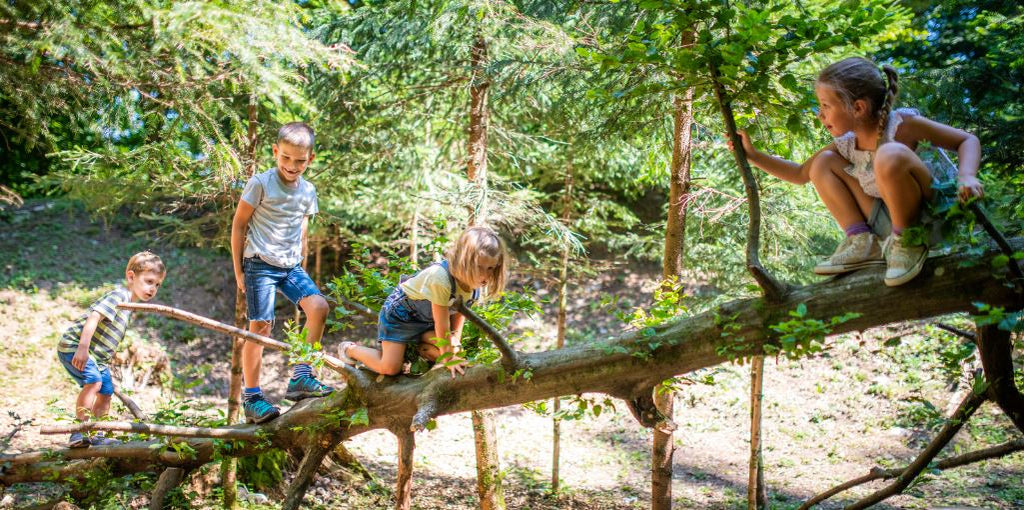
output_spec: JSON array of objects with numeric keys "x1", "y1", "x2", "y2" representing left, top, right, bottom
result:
[{"x1": 240, "y1": 169, "x2": 318, "y2": 268}]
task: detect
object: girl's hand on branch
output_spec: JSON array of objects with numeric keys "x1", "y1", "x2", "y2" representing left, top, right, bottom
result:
[
  {"x1": 726, "y1": 130, "x2": 756, "y2": 158},
  {"x1": 442, "y1": 348, "x2": 466, "y2": 378},
  {"x1": 958, "y1": 176, "x2": 984, "y2": 202}
]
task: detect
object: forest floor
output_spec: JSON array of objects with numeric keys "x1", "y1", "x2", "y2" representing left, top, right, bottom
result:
[{"x1": 1, "y1": 199, "x2": 1023, "y2": 510}]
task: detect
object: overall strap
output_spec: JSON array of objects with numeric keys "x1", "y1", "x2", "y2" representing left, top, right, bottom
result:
[{"x1": 439, "y1": 259, "x2": 458, "y2": 305}]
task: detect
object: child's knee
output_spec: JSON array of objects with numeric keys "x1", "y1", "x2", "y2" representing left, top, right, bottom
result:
[
  {"x1": 301, "y1": 295, "x2": 329, "y2": 318},
  {"x1": 249, "y1": 320, "x2": 272, "y2": 335},
  {"x1": 808, "y1": 150, "x2": 845, "y2": 183},
  {"x1": 873, "y1": 143, "x2": 916, "y2": 179}
]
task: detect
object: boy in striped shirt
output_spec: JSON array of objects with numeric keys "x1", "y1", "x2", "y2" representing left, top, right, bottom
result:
[{"x1": 56, "y1": 251, "x2": 166, "y2": 448}]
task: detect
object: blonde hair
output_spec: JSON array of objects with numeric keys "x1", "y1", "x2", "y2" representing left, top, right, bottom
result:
[
  {"x1": 816, "y1": 57, "x2": 899, "y2": 142},
  {"x1": 446, "y1": 226, "x2": 508, "y2": 300},
  {"x1": 126, "y1": 251, "x2": 165, "y2": 276}
]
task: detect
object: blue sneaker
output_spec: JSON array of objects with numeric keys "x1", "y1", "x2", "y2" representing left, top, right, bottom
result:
[
  {"x1": 243, "y1": 394, "x2": 280, "y2": 424},
  {"x1": 285, "y1": 375, "x2": 334, "y2": 401},
  {"x1": 68, "y1": 432, "x2": 89, "y2": 448}
]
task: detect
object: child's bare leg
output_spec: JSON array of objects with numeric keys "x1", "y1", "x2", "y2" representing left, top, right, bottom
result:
[
  {"x1": 76, "y1": 382, "x2": 101, "y2": 422},
  {"x1": 808, "y1": 150, "x2": 875, "y2": 228},
  {"x1": 298, "y1": 294, "x2": 329, "y2": 345},
  {"x1": 347, "y1": 342, "x2": 406, "y2": 376},
  {"x1": 242, "y1": 320, "x2": 271, "y2": 388},
  {"x1": 874, "y1": 143, "x2": 933, "y2": 231},
  {"x1": 417, "y1": 333, "x2": 442, "y2": 361},
  {"x1": 93, "y1": 394, "x2": 112, "y2": 419}
]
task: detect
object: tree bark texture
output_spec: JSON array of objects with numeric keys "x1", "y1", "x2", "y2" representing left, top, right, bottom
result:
[
  {"x1": 747, "y1": 356, "x2": 766, "y2": 510},
  {"x1": 552, "y1": 163, "x2": 573, "y2": 492},
  {"x1": 4, "y1": 242, "x2": 1021, "y2": 500},
  {"x1": 653, "y1": 53, "x2": 696, "y2": 509},
  {"x1": 150, "y1": 467, "x2": 185, "y2": 510},
  {"x1": 976, "y1": 324, "x2": 1024, "y2": 432},
  {"x1": 224, "y1": 97, "x2": 259, "y2": 509},
  {"x1": 472, "y1": 410, "x2": 505, "y2": 510},
  {"x1": 395, "y1": 427, "x2": 415, "y2": 510},
  {"x1": 282, "y1": 440, "x2": 336, "y2": 510}
]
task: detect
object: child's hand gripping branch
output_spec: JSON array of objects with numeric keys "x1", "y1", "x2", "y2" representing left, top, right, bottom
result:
[
  {"x1": 338, "y1": 226, "x2": 508, "y2": 380},
  {"x1": 731, "y1": 56, "x2": 982, "y2": 287}
]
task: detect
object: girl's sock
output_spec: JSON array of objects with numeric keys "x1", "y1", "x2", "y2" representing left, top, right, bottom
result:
[
  {"x1": 244, "y1": 387, "x2": 262, "y2": 401},
  {"x1": 291, "y1": 364, "x2": 312, "y2": 381},
  {"x1": 844, "y1": 222, "x2": 871, "y2": 237}
]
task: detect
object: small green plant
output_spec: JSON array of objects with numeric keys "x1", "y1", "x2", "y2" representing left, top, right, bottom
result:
[
  {"x1": 237, "y1": 449, "x2": 287, "y2": 492},
  {"x1": 767, "y1": 304, "x2": 861, "y2": 360},
  {"x1": 972, "y1": 302, "x2": 1024, "y2": 332},
  {"x1": 283, "y1": 321, "x2": 325, "y2": 369}
]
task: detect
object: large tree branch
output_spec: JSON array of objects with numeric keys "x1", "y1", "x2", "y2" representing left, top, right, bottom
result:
[{"x1": 4, "y1": 240, "x2": 1022, "y2": 487}]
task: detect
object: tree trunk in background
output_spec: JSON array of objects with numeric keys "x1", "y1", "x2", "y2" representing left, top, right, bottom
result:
[
  {"x1": 222, "y1": 94, "x2": 259, "y2": 510},
  {"x1": 467, "y1": 33, "x2": 490, "y2": 222},
  {"x1": 472, "y1": 410, "x2": 505, "y2": 510},
  {"x1": 653, "y1": 45, "x2": 695, "y2": 509},
  {"x1": 748, "y1": 356, "x2": 767, "y2": 509},
  {"x1": 552, "y1": 163, "x2": 574, "y2": 492},
  {"x1": 466, "y1": 32, "x2": 504, "y2": 510}
]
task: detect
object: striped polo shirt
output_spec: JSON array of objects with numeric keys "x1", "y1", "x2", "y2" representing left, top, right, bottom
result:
[{"x1": 57, "y1": 287, "x2": 133, "y2": 367}]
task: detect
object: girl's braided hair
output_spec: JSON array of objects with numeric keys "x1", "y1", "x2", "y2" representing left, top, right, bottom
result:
[{"x1": 817, "y1": 57, "x2": 900, "y2": 143}]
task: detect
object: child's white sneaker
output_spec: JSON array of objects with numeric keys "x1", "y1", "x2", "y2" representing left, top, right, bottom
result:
[
  {"x1": 813, "y1": 232, "x2": 884, "y2": 275},
  {"x1": 882, "y1": 233, "x2": 928, "y2": 286}
]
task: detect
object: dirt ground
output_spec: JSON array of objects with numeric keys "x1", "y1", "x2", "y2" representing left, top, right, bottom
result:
[{"x1": 1, "y1": 201, "x2": 1023, "y2": 509}]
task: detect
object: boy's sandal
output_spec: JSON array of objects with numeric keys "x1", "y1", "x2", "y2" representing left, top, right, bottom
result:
[{"x1": 337, "y1": 341, "x2": 357, "y2": 365}]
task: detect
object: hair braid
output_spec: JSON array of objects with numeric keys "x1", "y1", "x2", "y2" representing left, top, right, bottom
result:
[{"x1": 876, "y1": 65, "x2": 899, "y2": 144}]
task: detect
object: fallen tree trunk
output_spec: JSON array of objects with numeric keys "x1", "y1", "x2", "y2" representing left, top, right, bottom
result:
[{"x1": 3, "y1": 241, "x2": 1021, "y2": 493}]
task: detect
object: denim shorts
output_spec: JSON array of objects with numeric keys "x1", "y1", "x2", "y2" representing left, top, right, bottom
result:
[
  {"x1": 243, "y1": 257, "x2": 321, "y2": 322},
  {"x1": 58, "y1": 351, "x2": 114, "y2": 395},
  {"x1": 377, "y1": 289, "x2": 436, "y2": 344}
]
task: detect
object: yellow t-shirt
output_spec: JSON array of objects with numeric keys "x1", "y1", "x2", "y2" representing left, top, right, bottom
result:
[{"x1": 400, "y1": 264, "x2": 475, "y2": 307}]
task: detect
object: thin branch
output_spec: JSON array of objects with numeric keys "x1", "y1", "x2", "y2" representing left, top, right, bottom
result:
[
  {"x1": 801, "y1": 437, "x2": 1024, "y2": 509},
  {"x1": 119, "y1": 303, "x2": 352, "y2": 376},
  {"x1": 707, "y1": 59, "x2": 788, "y2": 303},
  {"x1": 114, "y1": 390, "x2": 147, "y2": 421},
  {"x1": 970, "y1": 202, "x2": 1024, "y2": 289},
  {"x1": 454, "y1": 301, "x2": 521, "y2": 371},
  {"x1": 328, "y1": 295, "x2": 378, "y2": 321},
  {"x1": 841, "y1": 382, "x2": 988, "y2": 510},
  {"x1": 40, "y1": 421, "x2": 258, "y2": 441},
  {"x1": 933, "y1": 322, "x2": 975, "y2": 341}
]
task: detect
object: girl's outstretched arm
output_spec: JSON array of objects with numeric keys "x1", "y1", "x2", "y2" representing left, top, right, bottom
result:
[
  {"x1": 729, "y1": 131, "x2": 836, "y2": 185},
  {"x1": 895, "y1": 115, "x2": 983, "y2": 201}
]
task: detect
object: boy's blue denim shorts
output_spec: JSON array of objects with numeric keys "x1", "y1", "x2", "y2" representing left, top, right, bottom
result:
[
  {"x1": 58, "y1": 351, "x2": 114, "y2": 395},
  {"x1": 377, "y1": 289, "x2": 435, "y2": 344},
  {"x1": 243, "y1": 257, "x2": 321, "y2": 323}
]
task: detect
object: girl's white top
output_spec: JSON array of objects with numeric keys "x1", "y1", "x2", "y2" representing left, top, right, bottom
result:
[{"x1": 832, "y1": 107, "x2": 921, "y2": 198}]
